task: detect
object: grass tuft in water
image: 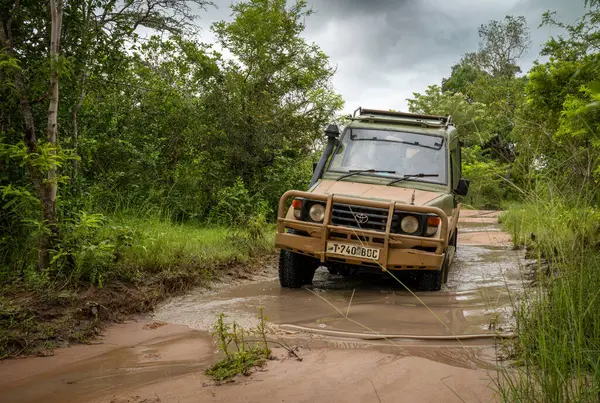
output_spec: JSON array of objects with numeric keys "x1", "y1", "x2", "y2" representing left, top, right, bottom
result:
[{"x1": 206, "y1": 308, "x2": 272, "y2": 383}]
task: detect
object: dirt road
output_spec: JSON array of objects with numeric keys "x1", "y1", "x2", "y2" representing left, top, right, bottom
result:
[{"x1": 0, "y1": 210, "x2": 527, "y2": 403}]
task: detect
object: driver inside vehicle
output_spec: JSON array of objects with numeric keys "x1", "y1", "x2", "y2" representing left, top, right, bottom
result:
[
  {"x1": 371, "y1": 142, "x2": 405, "y2": 172},
  {"x1": 328, "y1": 129, "x2": 447, "y2": 184}
]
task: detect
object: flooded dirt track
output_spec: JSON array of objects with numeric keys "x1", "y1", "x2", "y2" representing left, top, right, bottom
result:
[
  {"x1": 154, "y1": 210, "x2": 524, "y2": 342},
  {"x1": 0, "y1": 210, "x2": 527, "y2": 403}
]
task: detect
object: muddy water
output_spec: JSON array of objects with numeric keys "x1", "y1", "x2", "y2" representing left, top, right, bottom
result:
[
  {"x1": 154, "y1": 219, "x2": 526, "y2": 341},
  {"x1": 0, "y1": 323, "x2": 214, "y2": 403}
]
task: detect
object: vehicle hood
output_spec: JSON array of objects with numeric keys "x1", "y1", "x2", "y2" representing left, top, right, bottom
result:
[{"x1": 311, "y1": 179, "x2": 444, "y2": 206}]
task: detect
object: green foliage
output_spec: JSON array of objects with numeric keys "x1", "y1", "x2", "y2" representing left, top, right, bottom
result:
[
  {"x1": 408, "y1": 15, "x2": 533, "y2": 208},
  {"x1": 488, "y1": 3, "x2": 600, "y2": 399},
  {"x1": 0, "y1": 0, "x2": 338, "y2": 283},
  {"x1": 510, "y1": 2, "x2": 600, "y2": 191},
  {"x1": 408, "y1": 85, "x2": 495, "y2": 147},
  {"x1": 206, "y1": 310, "x2": 272, "y2": 382},
  {"x1": 441, "y1": 55, "x2": 488, "y2": 101},
  {"x1": 462, "y1": 148, "x2": 509, "y2": 209},
  {"x1": 94, "y1": 215, "x2": 274, "y2": 283},
  {"x1": 210, "y1": 178, "x2": 265, "y2": 226},
  {"x1": 469, "y1": 16, "x2": 531, "y2": 77}
]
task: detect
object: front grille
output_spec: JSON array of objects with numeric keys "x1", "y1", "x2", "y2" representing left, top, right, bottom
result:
[{"x1": 331, "y1": 203, "x2": 399, "y2": 232}]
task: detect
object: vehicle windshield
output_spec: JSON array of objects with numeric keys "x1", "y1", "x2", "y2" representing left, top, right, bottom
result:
[{"x1": 327, "y1": 128, "x2": 448, "y2": 185}]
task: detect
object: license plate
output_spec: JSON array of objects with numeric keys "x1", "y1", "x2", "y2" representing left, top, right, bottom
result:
[{"x1": 326, "y1": 242, "x2": 381, "y2": 260}]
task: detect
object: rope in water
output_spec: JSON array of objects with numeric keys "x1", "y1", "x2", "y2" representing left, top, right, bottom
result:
[{"x1": 278, "y1": 324, "x2": 515, "y2": 341}]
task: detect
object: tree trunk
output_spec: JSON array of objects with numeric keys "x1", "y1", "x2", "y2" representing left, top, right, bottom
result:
[
  {"x1": 44, "y1": 0, "x2": 64, "y2": 267},
  {"x1": 41, "y1": 0, "x2": 63, "y2": 270},
  {"x1": 0, "y1": 8, "x2": 51, "y2": 268}
]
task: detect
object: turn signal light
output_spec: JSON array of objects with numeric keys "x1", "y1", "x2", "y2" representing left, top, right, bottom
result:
[
  {"x1": 427, "y1": 217, "x2": 441, "y2": 226},
  {"x1": 292, "y1": 199, "x2": 303, "y2": 220}
]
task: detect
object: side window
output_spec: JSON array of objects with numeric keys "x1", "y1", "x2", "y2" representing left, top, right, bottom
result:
[
  {"x1": 450, "y1": 147, "x2": 460, "y2": 189},
  {"x1": 450, "y1": 155, "x2": 455, "y2": 189}
]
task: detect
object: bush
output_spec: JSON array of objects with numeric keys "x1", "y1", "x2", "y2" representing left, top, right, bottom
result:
[
  {"x1": 209, "y1": 178, "x2": 270, "y2": 227},
  {"x1": 462, "y1": 146, "x2": 510, "y2": 209}
]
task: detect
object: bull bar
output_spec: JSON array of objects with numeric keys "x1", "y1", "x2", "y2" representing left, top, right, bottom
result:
[{"x1": 276, "y1": 190, "x2": 451, "y2": 271}]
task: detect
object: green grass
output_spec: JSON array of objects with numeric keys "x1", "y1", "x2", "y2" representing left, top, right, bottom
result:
[
  {"x1": 102, "y1": 215, "x2": 274, "y2": 277},
  {"x1": 206, "y1": 310, "x2": 272, "y2": 383},
  {"x1": 1, "y1": 213, "x2": 276, "y2": 358},
  {"x1": 49, "y1": 212, "x2": 277, "y2": 287},
  {"x1": 497, "y1": 199, "x2": 600, "y2": 402}
]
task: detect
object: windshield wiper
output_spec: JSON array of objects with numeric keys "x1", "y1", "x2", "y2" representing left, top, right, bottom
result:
[
  {"x1": 337, "y1": 169, "x2": 396, "y2": 181},
  {"x1": 386, "y1": 173, "x2": 439, "y2": 186},
  {"x1": 350, "y1": 137, "x2": 444, "y2": 150}
]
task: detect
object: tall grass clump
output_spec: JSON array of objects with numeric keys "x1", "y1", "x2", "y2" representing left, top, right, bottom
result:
[
  {"x1": 206, "y1": 309, "x2": 272, "y2": 383},
  {"x1": 498, "y1": 190, "x2": 600, "y2": 402},
  {"x1": 81, "y1": 212, "x2": 275, "y2": 286}
]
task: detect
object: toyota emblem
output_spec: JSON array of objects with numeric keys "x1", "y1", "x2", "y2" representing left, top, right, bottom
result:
[{"x1": 354, "y1": 213, "x2": 369, "y2": 224}]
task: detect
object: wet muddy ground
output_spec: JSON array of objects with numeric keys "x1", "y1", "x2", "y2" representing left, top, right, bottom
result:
[{"x1": 0, "y1": 210, "x2": 529, "y2": 403}]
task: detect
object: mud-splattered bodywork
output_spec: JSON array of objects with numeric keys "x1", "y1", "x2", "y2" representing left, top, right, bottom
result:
[{"x1": 276, "y1": 109, "x2": 465, "y2": 272}]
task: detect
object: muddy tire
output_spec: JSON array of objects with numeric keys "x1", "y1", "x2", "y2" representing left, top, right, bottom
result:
[
  {"x1": 418, "y1": 268, "x2": 443, "y2": 291},
  {"x1": 442, "y1": 251, "x2": 451, "y2": 284},
  {"x1": 279, "y1": 250, "x2": 317, "y2": 288},
  {"x1": 450, "y1": 228, "x2": 458, "y2": 250},
  {"x1": 278, "y1": 250, "x2": 289, "y2": 287}
]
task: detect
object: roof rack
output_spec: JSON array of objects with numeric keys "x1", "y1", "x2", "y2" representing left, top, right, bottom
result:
[{"x1": 352, "y1": 107, "x2": 453, "y2": 127}]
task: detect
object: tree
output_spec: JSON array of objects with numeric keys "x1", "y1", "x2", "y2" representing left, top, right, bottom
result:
[
  {"x1": 441, "y1": 54, "x2": 488, "y2": 101},
  {"x1": 45, "y1": 0, "x2": 64, "y2": 268},
  {"x1": 510, "y1": 1, "x2": 600, "y2": 188},
  {"x1": 468, "y1": 15, "x2": 531, "y2": 77},
  {"x1": 440, "y1": 16, "x2": 530, "y2": 164},
  {"x1": 0, "y1": 0, "x2": 64, "y2": 269},
  {"x1": 63, "y1": 0, "x2": 214, "y2": 177},
  {"x1": 0, "y1": 0, "x2": 215, "y2": 269},
  {"x1": 208, "y1": 0, "x2": 343, "y2": 188},
  {"x1": 407, "y1": 85, "x2": 494, "y2": 147}
]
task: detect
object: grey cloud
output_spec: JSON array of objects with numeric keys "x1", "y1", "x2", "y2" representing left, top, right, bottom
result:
[
  {"x1": 307, "y1": 0, "x2": 411, "y2": 18},
  {"x1": 200, "y1": 0, "x2": 588, "y2": 112}
]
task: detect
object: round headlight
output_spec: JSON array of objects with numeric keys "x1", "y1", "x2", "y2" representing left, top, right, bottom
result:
[
  {"x1": 400, "y1": 215, "x2": 420, "y2": 234},
  {"x1": 308, "y1": 204, "x2": 325, "y2": 222}
]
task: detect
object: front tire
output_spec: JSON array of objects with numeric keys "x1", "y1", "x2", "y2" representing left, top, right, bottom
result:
[
  {"x1": 418, "y1": 268, "x2": 443, "y2": 291},
  {"x1": 419, "y1": 249, "x2": 451, "y2": 291},
  {"x1": 450, "y1": 228, "x2": 458, "y2": 251},
  {"x1": 278, "y1": 250, "x2": 289, "y2": 287},
  {"x1": 442, "y1": 251, "x2": 451, "y2": 284},
  {"x1": 278, "y1": 250, "x2": 317, "y2": 288}
]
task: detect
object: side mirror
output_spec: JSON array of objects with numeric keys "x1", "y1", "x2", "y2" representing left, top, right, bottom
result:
[
  {"x1": 324, "y1": 124, "x2": 340, "y2": 138},
  {"x1": 312, "y1": 162, "x2": 318, "y2": 173},
  {"x1": 454, "y1": 178, "x2": 470, "y2": 196}
]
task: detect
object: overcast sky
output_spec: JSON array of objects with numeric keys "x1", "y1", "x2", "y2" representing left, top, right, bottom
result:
[{"x1": 195, "y1": 0, "x2": 586, "y2": 114}]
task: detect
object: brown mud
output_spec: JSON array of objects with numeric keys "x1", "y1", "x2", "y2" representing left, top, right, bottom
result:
[
  {"x1": 0, "y1": 254, "x2": 276, "y2": 358},
  {"x1": 0, "y1": 210, "x2": 527, "y2": 403}
]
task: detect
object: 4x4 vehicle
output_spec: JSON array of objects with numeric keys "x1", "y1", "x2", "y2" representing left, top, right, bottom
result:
[{"x1": 276, "y1": 108, "x2": 470, "y2": 291}]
